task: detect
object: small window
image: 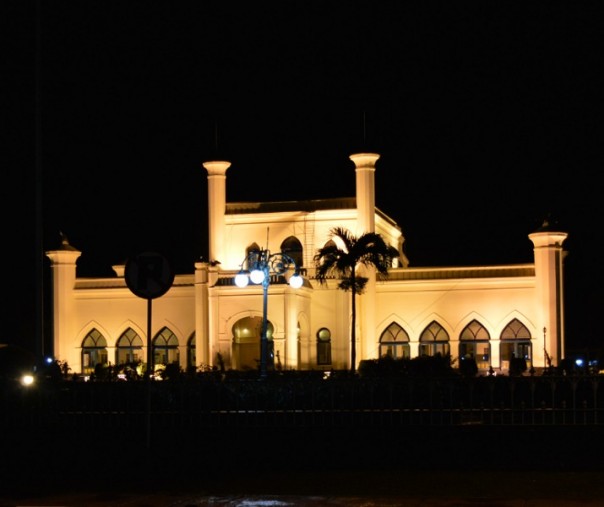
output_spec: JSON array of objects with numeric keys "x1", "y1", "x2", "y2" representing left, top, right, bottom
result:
[{"x1": 317, "y1": 327, "x2": 332, "y2": 365}]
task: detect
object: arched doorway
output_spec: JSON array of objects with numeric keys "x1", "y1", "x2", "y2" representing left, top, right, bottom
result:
[{"x1": 232, "y1": 316, "x2": 274, "y2": 371}]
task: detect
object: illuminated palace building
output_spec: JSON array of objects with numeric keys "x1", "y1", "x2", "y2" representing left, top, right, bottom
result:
[{"x1": 47, "y1": 153, "x2": 567, "y2": 376}]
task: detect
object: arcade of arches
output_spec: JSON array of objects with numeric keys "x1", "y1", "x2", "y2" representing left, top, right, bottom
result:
[{"x1": 80, "y1": 317, "x2": 533, "y2": 375}]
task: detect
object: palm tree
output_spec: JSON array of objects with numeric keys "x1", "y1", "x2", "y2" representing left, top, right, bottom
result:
[{"x1": 313, "y1": 227, "x2": 399, "y2": 373}]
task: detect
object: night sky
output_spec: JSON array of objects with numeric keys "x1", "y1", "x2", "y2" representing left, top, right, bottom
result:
[{"x1": 6, "y1": 1, "x2": 603, "y2": 355}]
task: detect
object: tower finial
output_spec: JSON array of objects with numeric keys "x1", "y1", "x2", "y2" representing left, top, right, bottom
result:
[
  {"x1": 363, "y1": 110, "x2": 366, "y2": 147},
  {"x1": 59, "y1": 230, "x2": 69, "y2": 246}
]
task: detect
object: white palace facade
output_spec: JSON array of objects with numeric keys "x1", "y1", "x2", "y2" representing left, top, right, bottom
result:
[{"x1": 46, "y1": 152, "x2": 568, "y2": 376}]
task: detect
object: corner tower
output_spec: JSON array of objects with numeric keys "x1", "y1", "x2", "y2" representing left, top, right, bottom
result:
[{"x1": 528, "y1": 220, "x2": 568, "y2": 367}]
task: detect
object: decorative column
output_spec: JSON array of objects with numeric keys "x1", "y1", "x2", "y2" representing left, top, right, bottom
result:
[
  {"x1": 194, "y1": 261, "x2": 210, "y2": 367},
  {"x1": 284, "y1": 286, "x2": 299, "y2": 369}
]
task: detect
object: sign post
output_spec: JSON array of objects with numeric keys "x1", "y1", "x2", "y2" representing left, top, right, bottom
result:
[{"x1": 125, "y1": 252, "x2": 174, "y2": 450}]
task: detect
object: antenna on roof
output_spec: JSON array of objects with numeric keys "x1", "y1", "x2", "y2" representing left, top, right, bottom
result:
[{"x1": 363, "y1": 110, "x2": 366, "y2": 148}]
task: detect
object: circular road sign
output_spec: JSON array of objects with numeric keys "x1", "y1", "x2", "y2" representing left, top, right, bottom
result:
[{"x1": 125, "y1": 252, "x2": 175, "y2": 300}]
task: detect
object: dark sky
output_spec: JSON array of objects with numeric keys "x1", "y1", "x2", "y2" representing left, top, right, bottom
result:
[{"x1": 6, "y1": 1, "x2": 603, "y2": 354}]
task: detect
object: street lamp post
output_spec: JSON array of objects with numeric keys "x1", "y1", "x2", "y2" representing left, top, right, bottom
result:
[{"x1": 235, "y1": 249, "x2": 303, "y2": 378}]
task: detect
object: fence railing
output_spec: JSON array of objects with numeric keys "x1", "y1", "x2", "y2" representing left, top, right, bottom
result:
[{"x1": 2, "y1": 374, "x2": 603, "y2": 431}]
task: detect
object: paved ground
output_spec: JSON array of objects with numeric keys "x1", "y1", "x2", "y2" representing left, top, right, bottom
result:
[
  {"x1": 2, "y1": 493, "x2": 604, "y2": 506},
  {"x1": 4, "y1": 468, "x2": 604, "y2": 506},
  {"x1": 4, "y1": 425, "x2": 604, "y2": 506}
]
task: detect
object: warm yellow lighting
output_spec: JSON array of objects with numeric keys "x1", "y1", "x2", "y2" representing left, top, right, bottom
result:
[{"x1": 21, "y1": 374, "x2": 35, "y2": 386}]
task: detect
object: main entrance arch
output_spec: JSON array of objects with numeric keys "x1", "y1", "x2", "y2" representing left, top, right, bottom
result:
[{"x1": 232, "y1": 316, "x2": 274, "y2": 370}]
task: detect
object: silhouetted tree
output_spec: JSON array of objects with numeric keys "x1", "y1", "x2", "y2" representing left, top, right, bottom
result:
[{"x1": 314, "y1": 227, "x2": 398, "y2": 373}]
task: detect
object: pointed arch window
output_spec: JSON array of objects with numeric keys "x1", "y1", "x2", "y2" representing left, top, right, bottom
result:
[
  {"x1": 379, "y1": 322, "x2": 410, "y2": 359},
  {"x1": 500, "y1": 318, "x2": 532, "y2": 369},
  {"x1": 153, "y1": 327, "x2": 180, "y2": 367},
  {"x1": 81, "y1": 328, "x2": 108, "y2": 375},
  {"x1": 501, "y1": 318, "x2": 531, "y2": 340},
  {"x1": 459, "y1": 319, "x2": 491, "y2": 370},
  {"x1": 419, "y1": 321, "x2": 450, "y2": 357},
  {"x1": 116, "y1": 328, "x2": 143, "y2": 365}
]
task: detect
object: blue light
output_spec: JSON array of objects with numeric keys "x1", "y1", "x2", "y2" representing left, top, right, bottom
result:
[
  {"x1": 575, "y1": 358, "x2": 584, "y2": 367},
  {"x1": 45, "y1": 356, "x2": 53, "y2": 364}
]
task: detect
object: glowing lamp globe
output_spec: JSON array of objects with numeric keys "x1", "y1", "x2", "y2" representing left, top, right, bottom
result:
[
  {"x1": 250, "y1": 269, "x2": 265, "y2": 284},
  {"x1": 234, "y1": 272, "x2": 249, "y2": 288},
  {"x1": 289, "y1": 273, "x2": 303, "y2": 289}
]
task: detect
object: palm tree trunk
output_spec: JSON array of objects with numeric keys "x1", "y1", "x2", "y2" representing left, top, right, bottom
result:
[{"x1": 350, "y1": 271, "x2": 356, "y2": 373}]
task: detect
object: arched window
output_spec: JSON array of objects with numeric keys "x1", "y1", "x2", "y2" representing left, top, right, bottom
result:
[
  {"x1": 316, "y1": 327, "x2": 332, "y2": 366},
  {"x1": 459, "y1": 319, "x2": 490, "y2": 370},
  {"x1": 244, "y1": 243, "x2": 262, "y2": 271},
  {"x1": 187, "y1": 332, "x2": 196, "y2": 370},
  {"x1": 419, "y1": 321, "x2": 450, "y2": 357},
  {"x1": 153, "y1": 327, "x2": 179, "y2": 367},
  {"x1": 500, "y1": 318, "x2": 532, "y2": 369},
  {"x1": 81, "y1": 328, "x2": 107, "y2": 375},
  {"x1": 379, "y1": 322, "x2": 410, "y2": 359},
  {"x1": 280, "y1": 236, "x2": 303, "y2": 268},
  {"x1": 116, "y1": 328, "x2": 143, "y2": 365}
]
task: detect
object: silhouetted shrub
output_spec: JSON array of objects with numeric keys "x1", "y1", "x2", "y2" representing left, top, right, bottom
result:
[
  {"x1": 160, "y1": 362, "x2": 183, "y2": 381},
  {"x1": 509, "y1": 355, "x2": 528, "y2": 376},
  {"x1": 459, "y1": 355, "x2": 478, "y2": 377},
  {"x1": 359, "y1": 353, "x2": 458, "y2": 378}
]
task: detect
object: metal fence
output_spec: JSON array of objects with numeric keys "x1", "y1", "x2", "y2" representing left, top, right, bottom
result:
[{"x1": 2, "y1": 374, "x2": 603, "y2": 431}]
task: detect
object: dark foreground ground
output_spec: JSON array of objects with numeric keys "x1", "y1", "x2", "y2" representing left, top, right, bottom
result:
[
  {"x1": 3, "y1": 425, "x2": 604, "y2": 505},
  {"x1": 3, "y1": 469, "x2": 604, "y2": 506}
]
